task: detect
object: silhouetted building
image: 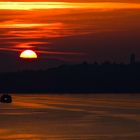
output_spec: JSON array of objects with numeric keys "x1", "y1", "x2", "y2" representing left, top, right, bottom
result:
[
  {"x1": 82, "y1": 61, "x2": 88, "y2": 65},
  {"x1": 130, "y1": 53, "x2": 136, "y2": 64}
]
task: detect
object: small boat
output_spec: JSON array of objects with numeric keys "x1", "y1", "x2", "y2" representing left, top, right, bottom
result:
[{"x1": 0, "y1": 94, "x2": 12, "y2": 103}]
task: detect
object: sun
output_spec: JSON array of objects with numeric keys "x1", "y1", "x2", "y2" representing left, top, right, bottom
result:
[{"x1": 20, "y1": 50, "x2": 38, "y2": 59}]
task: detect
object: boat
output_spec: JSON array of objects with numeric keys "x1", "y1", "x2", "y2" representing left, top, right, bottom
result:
[{"x1": 0, "y1": 94, "x2": 12, "y2": 103}]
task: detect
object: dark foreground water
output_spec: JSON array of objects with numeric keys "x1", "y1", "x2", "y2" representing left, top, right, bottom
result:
[{"x1": 0, "y1": 94, "x2": 140, "y2": 140}]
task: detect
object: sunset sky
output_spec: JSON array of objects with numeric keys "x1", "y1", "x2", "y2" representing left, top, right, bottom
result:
[{"x1": 0, "y1": 0, "x2": 140, "y2": 71}]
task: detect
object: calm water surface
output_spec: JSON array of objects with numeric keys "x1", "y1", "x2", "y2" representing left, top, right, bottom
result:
[{"x1": 0, "y1": 94, "x2": 140, "y2": 140}]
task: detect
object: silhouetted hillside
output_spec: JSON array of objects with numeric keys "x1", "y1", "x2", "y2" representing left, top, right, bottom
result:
[
  {"x1": 1, "y1": 62, "x2": 140, "y2": 93},
  {"x1": 0, "y1": 52, "x2": 66, "y2": 72}
]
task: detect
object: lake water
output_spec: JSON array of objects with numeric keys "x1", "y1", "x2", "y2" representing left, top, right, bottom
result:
[{"x1": 0, "y1": 94, "x2": 140, "y2": 140}]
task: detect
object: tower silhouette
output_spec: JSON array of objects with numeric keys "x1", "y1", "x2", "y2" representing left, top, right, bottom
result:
[{"x1": 130, "y1": 53, "x2": 135, "y2": 64}]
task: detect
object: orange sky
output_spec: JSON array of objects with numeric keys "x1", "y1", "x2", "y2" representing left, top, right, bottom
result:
[
  {"x1": 1, "y1": 2, "x2": 140, "y2": 10},
  {"x1": 0, "y1": 1, "x2": 140, "y2": 64},
  {"x1": 0, "y1": 0, "x2": 140, "y2": 2}
]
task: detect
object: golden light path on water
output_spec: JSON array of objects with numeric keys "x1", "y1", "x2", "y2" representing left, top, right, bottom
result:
[
  {"x1": 1, "y1": 2, "x2": 140, "y2": 10},
  {"x1": 0, "y1": 94, "x2": 140, "y2": 140}
]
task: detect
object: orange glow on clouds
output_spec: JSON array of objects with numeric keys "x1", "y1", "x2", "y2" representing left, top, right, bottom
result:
[
  {"x1": 0, "y1": 21, "x2": 63, "y2": 29},
  {"x1": 1, "y1": 1, "x2": 140, "y2": 62},
  {"x1": 0, "y1": 2, "x2": 140, "y2": 10},
  {"x1": 2, "y1": 23, "x2": 46, "y2": 28},
  {"x1": 20, "y1": 50, "x2": 38, "y2": 59}
]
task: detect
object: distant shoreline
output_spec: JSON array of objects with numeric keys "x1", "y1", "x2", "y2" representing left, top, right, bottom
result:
[{"x1": 1, "y1": 62, "x2": 140, "y2": 94}]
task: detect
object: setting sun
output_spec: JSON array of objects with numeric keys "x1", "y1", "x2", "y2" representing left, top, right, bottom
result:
[{"x1": 20, "y1": 50, "x2": 37, "y2": 59}]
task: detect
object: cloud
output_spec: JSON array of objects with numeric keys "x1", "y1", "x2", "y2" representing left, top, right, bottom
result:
[
  {"x1": 0, "y1": 0, "x2": 140, "y2": 2},
  {"x1": 0, "y1": 1, "x2": 140, "y2": 65},
  {"x1": 1, "y1": 2, "x2": 140, "y2": 10}
]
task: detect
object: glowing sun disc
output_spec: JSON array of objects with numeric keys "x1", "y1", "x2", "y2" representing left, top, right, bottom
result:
[{"x1": 20, "y1": 50, "x2": 37, "y2": 58}]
